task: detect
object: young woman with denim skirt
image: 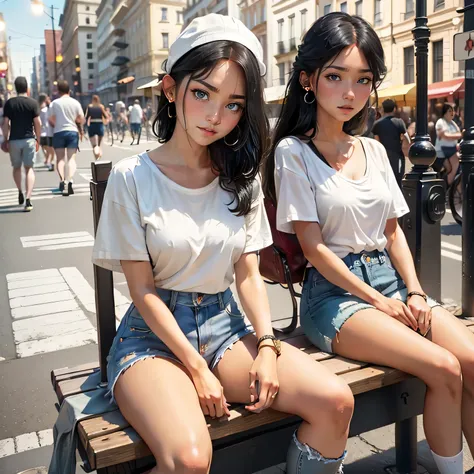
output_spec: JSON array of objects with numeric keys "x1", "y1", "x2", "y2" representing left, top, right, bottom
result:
[
  {"x1": 265, "y1": 13, "x2": 474, "y2": 474},
  {"x1": 92, "y1": 14, "x2": 353, "y2": 474}
]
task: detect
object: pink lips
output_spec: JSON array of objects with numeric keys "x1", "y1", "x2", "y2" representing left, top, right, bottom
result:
[{"x1": 198, "y1": 127, "x2": 217, "y2": 136}]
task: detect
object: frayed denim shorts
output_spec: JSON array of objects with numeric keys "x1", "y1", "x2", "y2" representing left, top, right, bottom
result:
[
  {"x1": 107, "y1": 287, "x2": 254, "y2": 402},
  {"x1": 300, "y1": 249, "x2": 440, "y2": 353}
]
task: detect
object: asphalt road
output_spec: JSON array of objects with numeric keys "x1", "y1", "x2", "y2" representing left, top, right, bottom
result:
[{"x1": 0, "y1": 135, "x2": 467, "y2": 474}]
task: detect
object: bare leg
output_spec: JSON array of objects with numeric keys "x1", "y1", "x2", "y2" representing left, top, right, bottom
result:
[
  {"x1": 65, "y1": 148, "x2": 77, "y2": 182},
  {"x1": 114, "y1": 357, "x2": 212, "y2": 474},
  {"x1": 332, "y1": 308, "x2": 462, "y2": 457},
  {"x1": 24, "y1": 166, "x2": 35, "y2": 199},
  {"x1": 427, "y1": 306, "x2": 474, "y2": 455},
  {"x1": 12, "y1": 166, "x2": 22, "y2": 190},
  {"x1": 447, "y1": 153, "x2": 459, "y2": 186},
  {"x1": 55, "y1": 148, "x2": 66, "y2": 181},
  {"x1": 214, "y1": 334, "x2": 353, "y2": 460}
]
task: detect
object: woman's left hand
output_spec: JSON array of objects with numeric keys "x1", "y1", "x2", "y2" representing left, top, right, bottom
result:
[
  {"x1": 407, "y1": 295, "x2": 432, "y2": 336},
  {"x1": 245, "y1": 347, "x2": 280, "y2": 414}
]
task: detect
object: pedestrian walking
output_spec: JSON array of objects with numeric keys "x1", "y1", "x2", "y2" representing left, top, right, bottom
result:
[
  {"x1": 38, "y1": 93, "x2": 55, "y2": 171},
  {"x1": 92, "y1": 13, "x2": 352, "y2": 474},
  {"x1": 1, "y1": 77, "x2": 41, "y2": 212},
  {"x1": 49, "y1": 80, "x2": 85, "y2": 196},
  {"x1": 117, "y1": 105, "x2": 128, "y2": 143},
  {"x1": 372, "y1": 99, "x2": 410, "y2": 186},
  {"x1": 129, "y1": 99, "x2": 143, "y2": 145},
  {"x1": 265, "y1": 12, "x2": 473, "y2": 474},
  {"x1": 105, "y1": 106, "x2": 114, "y2": 143},
  {"x1": 85, "y1": 95, "x2": 107, "y2": 160}
]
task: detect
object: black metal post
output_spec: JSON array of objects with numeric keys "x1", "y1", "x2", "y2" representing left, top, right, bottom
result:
[
  {"x1": 459, "y1": 0, "x2": 474, "y2": 317},
  {"x1": 401, "y1": 0, "x2": 445, "y2": 303},
  {"x1": 51, "y1": 5, "x2": 58, "y2": 82},
  {"x1": 395, "y1": 418, "x2": 418, "y2": 474}
]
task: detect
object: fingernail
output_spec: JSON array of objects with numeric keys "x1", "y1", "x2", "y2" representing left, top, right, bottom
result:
[{"x1": 250, "y1": 395, "x2": 254, "y2": 403}]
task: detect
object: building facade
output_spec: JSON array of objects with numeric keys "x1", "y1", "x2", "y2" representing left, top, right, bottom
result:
[
  {"x1": 44, "y1": 29, "x2": 63, "y2": 97},
  {"x1": 39, "y1": 44, "x2": 48, "y2": 95},
  {"x1": 60, "y1": 0, "x2": 101, "y2": 106},
  {"x1": 184, "y1": 0, "x2": 240, "y2": 26},
  {"x1": 0, "y1": 12, "x2": 13, "y2": 98}
]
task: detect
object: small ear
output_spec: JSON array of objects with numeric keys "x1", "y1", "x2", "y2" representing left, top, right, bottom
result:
[
  {"x1": 299, "y1": 71, "x2": 310, "y2": 89},
  {"x1": 162, "y1": 75, "x2": 176, "y2": 102}
]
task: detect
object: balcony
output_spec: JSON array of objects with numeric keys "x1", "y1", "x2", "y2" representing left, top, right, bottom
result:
[
  {"x1": 404, "y1": 10, "x2": 414, "y2": 20},
  {"x1": 289, "y1": 37, "x2": 296, "y2": 51},
  {"x1": 110, "y1": 1, "x2": 130, "y2": 26},
  {"x1": 111, "y1": 56, "x2": 130, "y2": 67},
  {"x1": 113, "y1": 40, "x2": 129, "y2": 50}
]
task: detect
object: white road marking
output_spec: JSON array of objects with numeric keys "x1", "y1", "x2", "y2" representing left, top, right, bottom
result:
[
  {"x1": 21, "y1": 231, "x2": 94, "y2": 250},
  {"x1": 11, "y1": 300, "x2": 80, "y2": 321},
  {"x1": 0, "y1": 429, "x2": 54, "y2": 459},
  {"x1": 0, "y1": 184, "x2": 90, "y2": 207},
  {"x1": 441, "y1": 241, "x2": 462, "y2": 252},
  {"x1": 9, "y1": 290, "x2": 75, "y2": 309},
  {"x1": 441, "y1": 249, "x2": 463, "y2": 262},
  {"x1": 111, "y1": 144, "x2": 131, "y2": 150}
]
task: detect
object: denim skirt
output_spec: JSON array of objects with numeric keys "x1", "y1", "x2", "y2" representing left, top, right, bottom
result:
[
  {"x1": 300, "y1": 249, "x2": 440, "y2": 353},
  {"x1": 107, "y1": 287, "x2": 254, "y2": 402}
]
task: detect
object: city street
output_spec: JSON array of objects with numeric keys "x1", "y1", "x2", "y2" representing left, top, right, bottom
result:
[{"x1": 0, "y1": 135, "x2": 469, "y2": 474}]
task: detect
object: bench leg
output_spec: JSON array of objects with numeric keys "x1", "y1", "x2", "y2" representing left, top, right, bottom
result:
[{"x1": 389, "y1": 417, "x2": 418, "y2": 474}]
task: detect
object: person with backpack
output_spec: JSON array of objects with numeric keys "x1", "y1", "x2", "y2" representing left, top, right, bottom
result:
[
  {"x1": 264, "y1": 13, "x2": 474, "y2": 474},
  {"x1": 92, "y1": 14, "x2": 352, "y2": 474}
]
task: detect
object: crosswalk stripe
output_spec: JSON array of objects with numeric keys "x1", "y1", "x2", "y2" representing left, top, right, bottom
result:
[
  {"x1": 21, "y1": 231, "x2": 91, "y2": 242},
  {"x1": 21, "y1": 232, "x2": 94, "y2": 249},
  {"x1": 441, "y1": 249, "x2": 462, "y2": 262},
  {"x1": 441, "y1": 241, "x2": 462, "y2": 253}
]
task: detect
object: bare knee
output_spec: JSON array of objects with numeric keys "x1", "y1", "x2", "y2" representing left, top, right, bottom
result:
[
  {"x1": 306, "y1": 379, "x2": 354, "y2": 437},
  {"x1": 161, "y1": 442, "x2": 212, "y2": 473},
  {"x1": 426, "y1": 350, "x2": 462, "y2": 398}
]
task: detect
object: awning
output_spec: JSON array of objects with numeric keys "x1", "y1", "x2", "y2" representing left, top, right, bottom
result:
[
  {"x1": 264, "y1": 85, "x2": 286, "y2": 104},
  {"x1": 117, "y1": 75, "x2": 135, "y2": 85},
  {"x1": 376, "y1": 83, "x2": 416, "y2": 106},
  {"x1": 137, "y1": 78, "x2": 161, "y2": 91},
  {"x1": 428, "y1": 78, "x2": 464, "y2": 99},
  {"x1": 112, "y1": 56, "x2": 130, "y2": 67}
]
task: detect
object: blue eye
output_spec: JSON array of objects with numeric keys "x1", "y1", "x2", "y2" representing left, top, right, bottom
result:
[
  {"x1": 326, "y1": 74, "x2": 340, "y2": 81},
  {"x1": 192, "y1": 89, "x2": 208, "y2": 100},
  {"x1": 227, "y1": 103, "x2": 243, "y2": 112},
  {"x1": 359, "y1": 78, "x2": 372, "y2": 85}
]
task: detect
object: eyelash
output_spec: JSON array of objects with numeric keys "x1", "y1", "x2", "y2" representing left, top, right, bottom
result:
[
  {"x1": 325, "y1": 74, "x2": 373, "y2": 85},
  {"x1": 190, "y1": 88, "x2": 244, "y2": 113}
]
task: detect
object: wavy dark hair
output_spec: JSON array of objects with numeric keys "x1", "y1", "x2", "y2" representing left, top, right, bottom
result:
[
  {"x1": 263, "y1": 13, "x2": 387, "y2": 201},
  {"x1": 153, "y1": 41, "x2": 268, "y2": 216}
]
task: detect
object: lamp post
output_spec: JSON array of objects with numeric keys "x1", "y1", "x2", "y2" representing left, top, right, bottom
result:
[{"x1": 31, "y1": 1, "x2": 59, "y2": 83}]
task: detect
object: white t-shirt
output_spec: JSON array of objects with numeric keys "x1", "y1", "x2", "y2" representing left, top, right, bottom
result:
[
  {"x1": 40, "y1": 106, "x2": 52, "y2": 137},
  {"x1": 274, "y1": 136, "x2": 409, "y2": 259},
  {"x1": 92, "y1": 152, "x2": 273, "y2": 293},
  {"x1": 435, "y1": 118, "x2": 460, "y2": 158},
  {"x1": 50, "y1": 95, "x2": 84, "y2": 134},
  {"x1": 129, "y1": 104, "x2": 143, "y2": 124}
]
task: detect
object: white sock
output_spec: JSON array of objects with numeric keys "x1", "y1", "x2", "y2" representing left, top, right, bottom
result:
[{"x1": 431, "y1": 449, "x2": 463, "y2": 474}]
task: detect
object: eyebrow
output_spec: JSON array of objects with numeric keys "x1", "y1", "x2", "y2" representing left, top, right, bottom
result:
[
  {"x1": 326, "y1": 65, "x2": 373, "y2": 73},
  {"x1": 196, "y1": 79, "x2": 246, "y2": 100}
]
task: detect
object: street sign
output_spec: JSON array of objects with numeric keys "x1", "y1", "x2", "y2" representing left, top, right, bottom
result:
[{"x1": 454, "y1": 30, "x2": 474, "y2": 61}]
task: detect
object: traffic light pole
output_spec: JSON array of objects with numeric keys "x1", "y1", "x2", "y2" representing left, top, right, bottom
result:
[{"x1": 459, "y1": 0, "x2": 474, "y2": 317}]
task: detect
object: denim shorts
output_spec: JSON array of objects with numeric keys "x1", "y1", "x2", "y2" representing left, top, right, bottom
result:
[
  {"x1": 107, "y1": 287, "x2": 254, "y2": 402},
  {"x1": 9, "y1": 138, "x2": 36, "y2": 168},
  {"x1": 300, "y1": 249, "x2": 440, "y2": 353},
  {"x1": 53, "y1": 131, "x2": 79, "y2": 149},
  {"x1": 130, "y1": 123, "x2": 141, "y2": 134},
  {"x1": 88, "y1": 122, "x2": 104, "y2": 137}
]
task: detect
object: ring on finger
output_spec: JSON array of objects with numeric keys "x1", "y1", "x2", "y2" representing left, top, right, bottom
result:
[{"x1": 271, "y1": 391, "x2": 278, "y2": 399}]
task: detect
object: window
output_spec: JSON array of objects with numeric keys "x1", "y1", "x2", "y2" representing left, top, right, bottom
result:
[
  {"x1": 89, "y1": 74, "x2": 93, "y2": 79},
  {"x1": 374, "y1": 0, "x2": 382, "y2": 26},
  {"x1": 87, "y1": 34, "x2": 92, "y2": 39},
  {"x1": 405, "y1": 0, "x2": 414, "y2": 19},
  {"x1": 86, "y1": 6, "x2": 90, "y2": 11},
  {"x1": 177, "y1": 11, "x2": 183, "y2": 23},
  {"x1": 301, "y1": 9, "x2": 307, "y2": 34},
  {"x1": 404, "y1": 46, "x2": 414, "y2": 84},
  {"x1": 289, "y1": 14, "x2": 295, "y2": 40},
  {"x1": 278, "y1": 63, "x2": 285, "y2": 86},
  {"x1": 88, "y1": 63, "x2": 94, "y2": 70},
  {"x1": 277, "y1": 19, "x2": 284, "y2": 42},
  {"x1": 85, "y1": 17, "x2": 90, "y2": 25},
  {"x1": 341, "y1": 2, "x2": 348, "y2": 12},
  {"x1": 87, "y1": 52, "x2": 93, "y2": 59},
  {"x1": 162, "y1": 33, "x2": 169, "y2": 49},
  {"x1": 324, "y1": 4, "x2": 331, "y2": 15},
  {"x1": 87, "y1": 42, "x2": 93, "y2": 49},
  {"x1": 355, "y1": 0, "x2": 363, "y2": 16},
  {"x1": 161, "y1": 8, "x2": 168, "y2": 21},
  {"x1": 433, "y1": 40, "x2": 443, "y2": 83},
  {"x1": 434, "y1": 0, "x2": 445, "y2": 10},
  {"x1": 88, "y1": 83, "x2": 94, "y2": 91}
]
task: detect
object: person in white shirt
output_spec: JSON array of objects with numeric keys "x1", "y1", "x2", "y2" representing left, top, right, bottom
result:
[
  {"x1": 92, "y1": 14, "x2": 353, "y2": 474},
  {"x1": 49, "y1": 80, "x2": 85, "y2": 196},
  {"x1": 38, "y1": 93, "x2": 55, "y2": 171},
  {"x1": 129, "y1": 99, "x2": 143, "y2": 145},
  {"x1": 265, "y1": 12, "x2": 473, "y2": 474}
]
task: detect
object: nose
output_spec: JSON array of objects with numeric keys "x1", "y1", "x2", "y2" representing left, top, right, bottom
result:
[
  {"x1": 206, "y1": 106, "x2": 221, "y2": 125},
  {"x1": 342, "y1": 81, "x2": 356, "y2": 101}
]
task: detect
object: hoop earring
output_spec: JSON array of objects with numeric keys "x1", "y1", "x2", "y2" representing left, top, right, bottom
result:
[
  {"x1": 304, "y1": 88, "x2": 315, "y2": 104},
  {"x1": 224, "y1": 125, "x2": 241, "y2": 146},
  {"x1": 167, "y1": 103, "x2": 176, "y2": 118}
]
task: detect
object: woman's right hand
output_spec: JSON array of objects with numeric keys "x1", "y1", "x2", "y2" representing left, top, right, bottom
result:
[
  {"x1": 373, "y1": 295, "x2": 418, "y2": 331},
  {"x1": 190, "y1": 367, "x2": 231, "y2": 419}
]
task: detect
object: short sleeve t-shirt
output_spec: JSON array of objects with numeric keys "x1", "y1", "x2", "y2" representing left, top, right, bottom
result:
[
  {"x1": 435, "y1": 118, "x2": 460, "y2": 158},
  {"x1": 274, "y1": 136, "x2": 409, "y2": 259},
  {"x1": 372, "y1": 116, "x2": 407, "y2": 160},
  {"x1": 3, "y1": 96, "x2": 40, "y2": 141},
  {"x1": 50, "y1": 95, "x2": 84, "y2": 134},
  {"x1": 92, "y1": 152, "x2": 273, "y2": 294},
  {"x1": 40, "y1": 106, "x2": 52, "y2": 137}
]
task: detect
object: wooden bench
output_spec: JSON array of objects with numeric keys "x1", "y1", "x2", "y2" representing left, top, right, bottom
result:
[{"x1": 50, "y1": 161, "x2": 474, "y2": 474}]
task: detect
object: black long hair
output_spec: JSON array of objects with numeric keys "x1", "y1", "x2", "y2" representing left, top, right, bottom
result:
[
  {"x1": 263, "y1": 13, "x2": 386, "y2": 202},
  {"x1": 153, "y1": 41, "x2": 268, "y2": 216}
]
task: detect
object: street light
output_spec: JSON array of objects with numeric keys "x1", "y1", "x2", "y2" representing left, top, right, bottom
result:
[
  {"x1": 0, "y1": 20, "x2": 6, "y2": 32},
  {"x1": 31, "y1": 1, "x2": 44, "y2": 16}
]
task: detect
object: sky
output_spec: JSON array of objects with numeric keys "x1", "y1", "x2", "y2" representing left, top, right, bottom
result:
[{"x1": 1, "y1": 0, "x2": 65, "y2": 80}]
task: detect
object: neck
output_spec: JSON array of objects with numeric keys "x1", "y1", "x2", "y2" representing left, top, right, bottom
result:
[
  {"x1": 17, "y1": 93, "x2": 27, "y2": 97},
  {"x1": 166, "y1": 120, "x2": 210, "y2": 169},
  {"x1": 315, "y1": 108, "x2": 347, "y2": 143},
  {"x1": 383, "y1": 112, "x2": 394, "y2": 117}
]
